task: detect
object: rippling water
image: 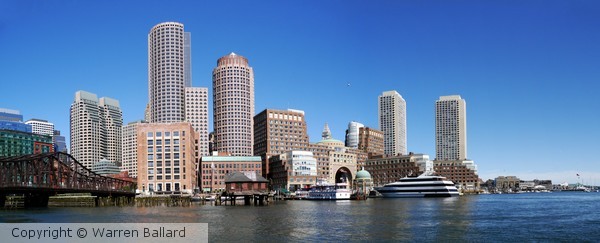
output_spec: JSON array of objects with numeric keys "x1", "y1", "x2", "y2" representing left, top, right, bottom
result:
[{"x1": 1, "y1": 192, "x2": 599, "y2": 241}]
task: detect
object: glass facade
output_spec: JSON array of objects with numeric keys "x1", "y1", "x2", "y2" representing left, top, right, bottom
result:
[
  {"x1": 0, "y1": 129, "x2": 53, "y2": 157},
  {"x1": 0, "y1": 121, "x2": 32, "y2": 133}
]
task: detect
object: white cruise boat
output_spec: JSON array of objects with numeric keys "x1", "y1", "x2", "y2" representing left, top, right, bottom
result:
[
  {"x1": 375, "y1": 172, "x2": 460, "y2": 198},
  {"x1": 306, "y1": 182, "x2": 352, "y2": 200}
]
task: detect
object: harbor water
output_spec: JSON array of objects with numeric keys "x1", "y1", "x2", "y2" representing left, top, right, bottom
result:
[{"x1": 1, "y1": 192, "x2": 599, "y2": 241}]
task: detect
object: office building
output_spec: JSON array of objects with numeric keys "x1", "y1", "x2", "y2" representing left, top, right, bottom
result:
[
  {"x1": 185, "y1": 87, "x2": 209, "y2": 156},
  {"x1": 378, "y1": 90, "x2": 407, "y2": 156},
  {"x1": 148, "y1": 22, "x2": 189, "y2": 123},
  {"x1": 25, "y1": 119, "x2": 54, "y2": 136},
  {"x1": 137, "y1": 122, "x2": 198, "y2": 194},
  {"x1": 70, "y1": 91, "x2": 122, "y2": 169},
  {"x1": 212, "y1": 52, "x2": 255, "y2": 156},
  {"x1": 345, "y1": 121, "x2": 364, "y2": 148},
  {"x1": 253, "y1": 109, "x2": 309, "y2": 176}
]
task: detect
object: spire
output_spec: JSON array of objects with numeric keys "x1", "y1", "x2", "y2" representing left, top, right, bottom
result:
[{"x1": 322, "y1": 123, "x2": 332, "y2": 140}]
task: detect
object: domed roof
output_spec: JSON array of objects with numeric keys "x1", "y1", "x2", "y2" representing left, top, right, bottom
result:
[
  {"x1": 316, "y1": 138, "x2": 344, "y2": 146},
  {"x1": 355, "y1": 169, "x2": 372, "y2": 179}
]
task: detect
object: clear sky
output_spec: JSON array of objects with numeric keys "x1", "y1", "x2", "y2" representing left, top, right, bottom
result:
[{"x1": 1, "y1": 0, "x2": 599, "y2": 184}]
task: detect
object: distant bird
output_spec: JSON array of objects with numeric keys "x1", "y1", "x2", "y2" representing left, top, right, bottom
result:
[{"x1": 347, "y1": 82, "x2": 351, "y2": 87}]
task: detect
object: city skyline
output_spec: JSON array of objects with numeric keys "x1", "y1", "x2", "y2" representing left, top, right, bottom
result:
[{"x1": 1, "y1": 1, "x2": 599, "y2": 183}]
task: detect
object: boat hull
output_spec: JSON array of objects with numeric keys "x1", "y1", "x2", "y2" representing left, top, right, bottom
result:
[{"x1": 376, "y1": 191, "x2": 459, "y2": 198}]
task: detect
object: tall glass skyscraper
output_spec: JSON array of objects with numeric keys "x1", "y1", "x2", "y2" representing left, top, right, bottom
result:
[
  {"x1": 212, "y1": 53, "x2": 255, "y2": 156},
  {"x1": 378, "y1": 90, "x2": 407, "y2": 156}
]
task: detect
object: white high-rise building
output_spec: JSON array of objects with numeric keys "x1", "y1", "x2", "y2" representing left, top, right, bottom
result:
[
  {"x1": 25, "y1": 119, "x2": 54, "y2": 136},
  {"x1": 435, "y1": 95, "x2": 467, "y2": 161},
  {"x1": 70, "y1": 91, "x2": 122, "y2": 169},
  {"x1": 148, "y1": 22, "x2": 189, "y2": 123},
  {"x1": 212, "y1": 52, "x2": 255, "y2": 156},
  {"x1": 121, "y1": 120, "x2": 145, "y2": 178},
  {"x1": 101, "y1": 97, "x2": 123, "y2": 166},
  {"x1": 345, "y1": 121, "x2": 364, "y2": 148},
  {"x1": 378, "y1": 90, "x2": 407, "y2": 156},
  {"x1": 185, "y1": 87, "x2": 209, "y2": 156}
]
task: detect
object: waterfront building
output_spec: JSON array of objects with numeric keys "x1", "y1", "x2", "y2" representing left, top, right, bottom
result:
[
  {"x1": 92, "y1": 158, "x2": 121, "y2": 176},
  {"x1": 494, "y1": 176, "x2": 520, "y2": 192},
  {"x1": 70, "y1": 91, "x2": 123, "y2": 169},
  {"x1": 52, "y1": 130, "x2": 67, "y2": 152},
  {"x1": 212, "y1": 52, "x2": 255, "y2": 156},
  {"x1": 0, "y1": 129, "x2": 53, "y2": 157},
  {"x1": 253, "y1": 109, "x2": 309, "y2": 176},
  {"x1": 434, "y1": 160, "x2": 479, "y2": 191},
  {"x1": 148, "y1": 22, "x2": 189, "y2": 123},
  {"x1": 0, "y1": 108, "x2": 23, "y2": 122},
  {"x1": 345, "y1": 121, "x2": 364, "y2": 148},
  {"x1": 435, "y1": 95, "x2": 467, "y2": 161},
  {"x1": 378, "y1": 90, "x2": 407, "y2": 156},
  {"x1": 121, "y1": 120, "x2": 146, "y2": 178},
  {"x1": 309, "y1": 124, "x2": 358, "y2": 184},
  {"x1": 185, "y1": 87, "x2": 209, "y2": 156},
  {"x1": 433, "y1": 95, "x2": 479, "y2": 192},
  {"x1": 25, "y1": 119, "x2": 54, "y2": 136},
  {"x1": 199, "y1": 154, "x2": 262, "y2": 192},
  {"x1": 224, "y1": 171, "x2": 269, "y2": 195},
  {"x1": 269, "y1": 151, "x2": 317, "y2": 192},
  {"x1": 364, "y1": 154, "x2": 427, "y2": 187},
  {"x1": 137, "y1": 122, "x2": 198, "y2": 194},
  {"x1": 358, "y1": 127, "x2": 384, "y2": 159}
]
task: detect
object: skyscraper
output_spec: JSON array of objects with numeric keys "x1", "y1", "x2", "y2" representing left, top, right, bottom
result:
[
  {"x1": 435, "y1": 95, "x2": 467, "y2": 161},
  {"x1": 70, "y1": 91, "x2": 122, "y2": 169},
  {"x1": 185, "y1": 87, "x2": 209, "y2": 156},
  {"x1": 344, "y1": 121, "x2": 364, "y2": 148},
  {"x1": 378, "y1": 90, "x2": 407, "y2": 156},
  {"x1": 148, "y1": 22, "x2": 188, "y2": 123},
  {"x1": 212, "y1": 52, "x2": 255, "y2": 156}
]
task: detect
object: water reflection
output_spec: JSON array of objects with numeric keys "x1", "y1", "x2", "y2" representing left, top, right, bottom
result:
[{"x1": 2, "y1": 193, "x2": 599, "y2": 241}]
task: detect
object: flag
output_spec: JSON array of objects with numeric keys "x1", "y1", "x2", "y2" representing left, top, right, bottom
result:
[{"x1": 211, "y1": 162, "x2": 215, "y2": 169}]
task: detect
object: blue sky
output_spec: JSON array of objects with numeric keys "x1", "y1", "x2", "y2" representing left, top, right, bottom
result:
[{"x1": 1, "y1": 1, "x2": 599, "y2": 184}]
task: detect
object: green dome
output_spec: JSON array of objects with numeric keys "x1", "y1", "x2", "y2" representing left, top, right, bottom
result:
[{"x1": 355, "y1": 169, "x2": 371, "y2": 179}]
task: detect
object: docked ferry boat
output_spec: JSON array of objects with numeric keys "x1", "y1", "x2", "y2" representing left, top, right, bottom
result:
[
  {"x1": 306, "y1": 182, "x2": 352, "y2": 200},
  {"x1": 374, "y1": 173, "x2": 459, "y2": 198}
]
